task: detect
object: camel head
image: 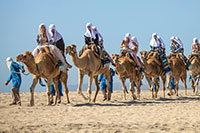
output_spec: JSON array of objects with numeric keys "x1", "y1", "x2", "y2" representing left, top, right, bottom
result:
[
  {"x1": 65, "y1": 44, "x2": 77, "y2": 56},
  {"x1": 140, "y1": 51, "x2": 147, "y2": 61},
  {"x1": 112, "y1": 54, "x2": 120, "y2": 64},
  {"x1": 16, "y1": 51, "x2": 34, "y2": 64}
]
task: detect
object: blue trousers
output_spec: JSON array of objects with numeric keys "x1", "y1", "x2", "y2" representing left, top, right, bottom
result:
[
  {"x1": 100, "y1": 83, "x2": 113, "y2": 93},
  {"x1": 50, "y1": 79, "x2": 63, "y2": 96}
]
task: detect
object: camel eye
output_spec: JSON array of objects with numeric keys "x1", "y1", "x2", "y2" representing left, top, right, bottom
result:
[{"x1": 24, "y1": 55, "x2": 27, "y2": 58}]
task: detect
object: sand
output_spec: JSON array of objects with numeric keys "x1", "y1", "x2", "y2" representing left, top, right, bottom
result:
[{"x1": 0, "y1": 89, "x2": 200, "y2": 133}]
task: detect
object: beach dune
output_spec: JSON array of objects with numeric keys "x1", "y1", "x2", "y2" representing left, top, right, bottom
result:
[{"x1": 0, "y1": 90, "x2": 200, "y2": 133}]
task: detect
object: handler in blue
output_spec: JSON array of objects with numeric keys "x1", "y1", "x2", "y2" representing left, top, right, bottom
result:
[
  {"x1": 98, "y1": 68, "x2": 115, "y2": 100},
  {"x1": 50, "y1": 78, "x2": 63, "y2": 104},
  {"x1": 5, "y1": 57, "x2": 25, "y2": 106}
]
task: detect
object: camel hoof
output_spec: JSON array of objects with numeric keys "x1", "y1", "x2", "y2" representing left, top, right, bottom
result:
[
  {"x1": 30, "y1": 100, "x2": 34, "y2": 106},
  {"x1": 102, "y1": 98, "x2": 107, "y2": 101},
  {"x1": 167, "y1": 93, "x2": 171, "y2": 96}
]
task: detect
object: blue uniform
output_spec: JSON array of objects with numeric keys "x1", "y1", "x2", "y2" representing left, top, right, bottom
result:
[
  {"x1": 50, "y1": 79, "x2": 63, "y2": 96},
  {"x1": 150, "y1": 77, "x2": 160, "y2": 90},
  {"x1": 169, "y1": 77, "x2": 176, "y2": 89},
  {"x1": 7, "y1": 62, "x2": 23, "y2": 90},
  {"x1": 98, "y1": 68, "x2": 115, "y2": 93}
]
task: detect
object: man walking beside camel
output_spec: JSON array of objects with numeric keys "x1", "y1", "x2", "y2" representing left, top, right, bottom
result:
[{"x1": 5, "y1": 57, "x2": 25, "y2": 106}]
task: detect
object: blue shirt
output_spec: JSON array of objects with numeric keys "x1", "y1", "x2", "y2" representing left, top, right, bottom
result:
[{"x1": 7, "y1": 61, "x2": 23, "y2": 83}]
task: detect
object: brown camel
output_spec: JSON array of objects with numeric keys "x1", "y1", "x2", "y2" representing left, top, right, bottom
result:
[
  {"x1": 112, "y1": 54, "x2": 143, "y2": 100},
  {"x1": 140, "y1": 51, "x2": 166, "y2": 98},
  {"x1": 16, "y1": 50, "x2": 70, "y2": 106},
  {"x1": 188, "y1": 54, "x2": 200, "y2": 94},
  {"x1": 166, "y1": 53, "x2": 187, "y2": 96},
  {"x1": 65, "y1": 44, "x2": 110, "y2": 102}
]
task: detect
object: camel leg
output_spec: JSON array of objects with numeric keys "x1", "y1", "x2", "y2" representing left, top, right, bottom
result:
[
  {"x1": 135, "y1": 81, "x2": 141, "y2": 99},
  {"x1": 174, "y1": 77, "x2": 180, "y2": 96},
  {"x1": 161, "y1": 74, "x2": 166, "y2": 98},
  {"x1": 46, "y1": 79, "x2": 52, "y2": 105},
  {"x1": 92, "y1": 76, "x2": 100, "y2": 103},
  {"x1": 167, "y1": 75, "x2": 173, "y2": 96},
  {"x1": 60, "y1": 72, "x2": 70, "y2": 104},
  {"x1": 152, "y1": 77, "x2": 159, "y2": 98},
  {"x1": 30, "y1": 76, "x2": 39, "y2": 106},
  {"x1": 119, "y1": 77, "x2": 127, "y2": 100},
  {"x1": 194, "y1": 76, "x2": 199, "y2": 95},
  {"x1": 191, "y1": 77, "x2": 195, "y2": 94},
  {"x1": 129, "y1": 79, "x2": 136, "y2": 100},
  {"x1": 104, "y1": 71, "x2": 111, "y2": 101},
  {"x1": 52, "y1": 78, "x2": 60, "y2": 105},
  {"x1": 77, "y1": 70, "x2": 87, "y2": 100},
  {"x1": 145, "y1": 75, "x2": 151, "y2": 91},
  {"x1": 87, "y1": 74, "x2": 93, "y2": 102},
  {"x1": 181, "y1": 75, "x2": 187, "y2": 96}
]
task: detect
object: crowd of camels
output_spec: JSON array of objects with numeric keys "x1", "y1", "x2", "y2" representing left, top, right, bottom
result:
[{"x1": 15, "y1": 44, "x2": 200, "y2": 106}]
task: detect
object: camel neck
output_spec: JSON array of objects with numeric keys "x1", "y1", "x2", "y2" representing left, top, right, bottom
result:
[
  {"x1": 24, "y1": 59, "x2": 38, "y2": 75},
  {"x1": 70, "y1": 51, "x2": 87, "y2": 69}
]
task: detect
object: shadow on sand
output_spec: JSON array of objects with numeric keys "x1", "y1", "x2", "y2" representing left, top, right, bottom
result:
[{"x1": 73, "y1": 96, "x2": 200, "y2": 107}]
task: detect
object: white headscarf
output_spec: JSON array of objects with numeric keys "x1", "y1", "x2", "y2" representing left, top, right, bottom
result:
[
  {"x1": 124, "y1": 33, "x2": 133, "y2": 49},
  {"x1": 150, "y1": 33, "x2": 160, "y2": 47},
  {"x1": 131, "y1": 36, "x2": 138, "y2": 46},
  {"x1": 193, "y1": 37, "x2": 198, "y2": 44},
  {"x1": 92, "y1": 26, "x2": 103, "y2": 42},
  {"x1": 157, "y1": 36, "x2": 165, "y2": 49},
  {"x1": 49, "y1": 24, "x2": 62, "y2": 43},
  {"x1": 84, "y1": 22, "x2": 96, "y2": 39},
  {"x1": 6, "y1": 57, "x2": 13, "y2": 71},
  {"x1": 175, "y1": 37, "x2": 183, "y2": 48},
  {"x1": 39, "y1": 23, "x2": 51, "y2": 42}
]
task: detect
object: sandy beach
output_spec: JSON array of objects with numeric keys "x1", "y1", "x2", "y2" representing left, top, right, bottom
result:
[{"x1": 0, "y1": 89, "x2": 200, "y2": 133}]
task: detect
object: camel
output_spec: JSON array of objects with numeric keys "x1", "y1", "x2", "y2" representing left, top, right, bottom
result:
[
  {"x1": 16, "y1": 50, "x2": 70, "y2": 106},
  {"x1": 65, "y1": 44, "x2": 110, "y2": 102},
  {"x1": 140, "y1": 51, "x2": 166, "y2": 98},
  {"x1": 166, "y1": 53, "x2": 187, "y2": 96},
  {"x1": 188, "y1": 54, "x2": 200, "y2": 94},
  {"x1": 112, "y1": 54, "x2": 143, "y2": 100}
]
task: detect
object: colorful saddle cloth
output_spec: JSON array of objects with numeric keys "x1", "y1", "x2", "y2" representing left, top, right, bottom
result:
[{"x1": 160, "y1": 53, "x2": 171, "y2": 74}]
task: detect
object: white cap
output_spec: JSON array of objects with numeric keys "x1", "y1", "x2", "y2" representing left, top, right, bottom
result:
[
  {"x1": 49, "y1": 24, "x2": 55, "y2": 30},
  {"x1": 6, "y1": 57, "x2": 13, "y2": 62},
  {"x1": 86, "y1": 22, "x2": 92, "y2": 27}
]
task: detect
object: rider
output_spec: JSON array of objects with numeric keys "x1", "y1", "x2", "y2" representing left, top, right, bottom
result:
[
  {"x1": 192, "y1": 37, "x2": 199, "y2": 54},
  {"x1": 148, "y1": 33, "x2": 163, "y2": 59},
  {"x1": 120, "y1": 33, "x2": 142, "y2": 69},
  {"x1": 131, "y1": 36, "x2": 139, "y2": 54},
  {"x1": 32, "y1": 24, "x2": 69, "y2": 72},
  {"x1": 169, "y1": 36, "x2": 187, "y2": 66},
  {"x1": 93, "y1": 26, "x2": 113, "y2": 65},
  {"x1": 49, "y1": 24, "x2": 72, "y2": 68},
  {"x1": 84, "y1": 23, "x2": 99, "y2": 50}
]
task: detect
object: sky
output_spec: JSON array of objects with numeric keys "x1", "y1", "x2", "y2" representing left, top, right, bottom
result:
[{"x1": 0, "y1": 0, "x2": 199, "y2": 92}]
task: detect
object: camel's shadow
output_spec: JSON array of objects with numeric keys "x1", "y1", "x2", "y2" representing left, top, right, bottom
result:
[{"x1": 73, "y1": 96, "x2": 200, "y2": 107}]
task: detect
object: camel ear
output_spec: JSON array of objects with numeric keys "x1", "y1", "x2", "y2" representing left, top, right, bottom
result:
[
  {"x1": 24, "y1": 51, "x2": 32, "y2": 56},
  {"x1": 71, "y1": 44, "x2": 77, "y2": 48}
]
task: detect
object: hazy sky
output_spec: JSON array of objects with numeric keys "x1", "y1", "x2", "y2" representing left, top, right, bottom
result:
[{"x1": 0, "y1": 0, "x2": 199, "y2": 92}]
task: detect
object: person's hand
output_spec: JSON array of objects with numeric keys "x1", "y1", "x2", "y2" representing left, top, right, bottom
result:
[
  {"x1": 22, "y1": 69, "x2": 25, "y2": 73},
  {"x1": 5, "y1": 81, "x2": 9, "y2": 86},
  {"x1": 98, "y1": 81, "x2": 100, "y2": 84}
]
